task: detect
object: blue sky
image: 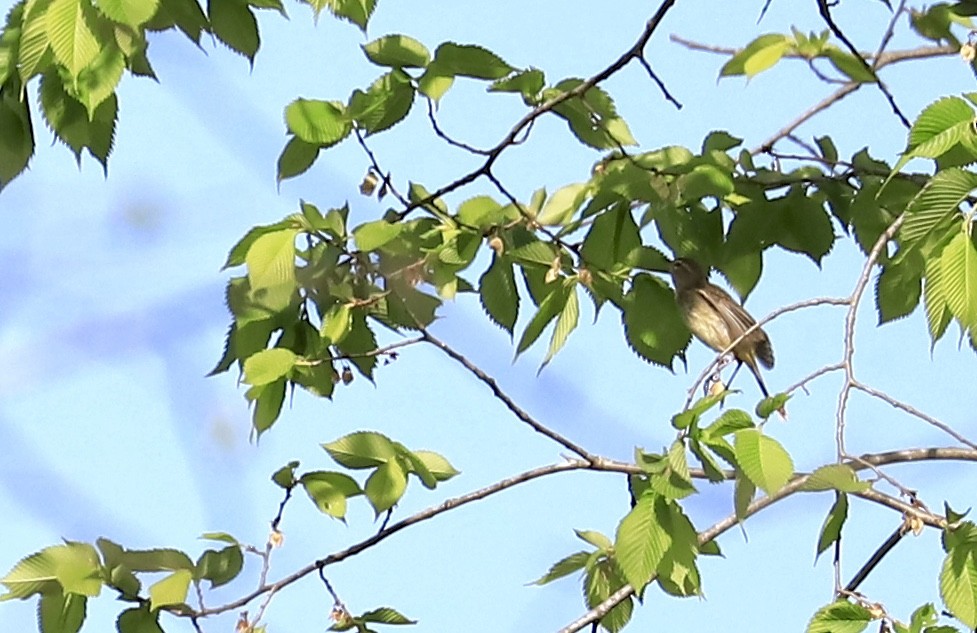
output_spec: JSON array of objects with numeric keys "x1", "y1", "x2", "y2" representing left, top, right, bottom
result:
[{"x1": 1, "y1": 1, "x2": 976, "y2": 631}]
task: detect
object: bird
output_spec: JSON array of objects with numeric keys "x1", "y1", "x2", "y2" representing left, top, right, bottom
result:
[{"x1": 669, "y1": 257, "x2": 775, "y2": 398}]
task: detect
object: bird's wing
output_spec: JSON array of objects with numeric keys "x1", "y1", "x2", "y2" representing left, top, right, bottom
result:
[
  {"x1": 696, "y1": 286, "x2": 775, "y2": 369},
  {"x1": 695, "y1": 286, "x2": 755, "y2": 336}
]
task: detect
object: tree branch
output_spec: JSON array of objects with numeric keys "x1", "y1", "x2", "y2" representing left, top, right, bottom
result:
[
  {"x1": 391, "y1": 0, "x2": 679, "y2": 222},
  {"x1": 419, "y1": 327, "x2": 597, "y2": 460},
  {"x1": 556, "y1": 447, "x2": 969, "y2": 633}
]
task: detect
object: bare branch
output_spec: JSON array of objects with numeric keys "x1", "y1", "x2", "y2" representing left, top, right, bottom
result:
[
  {"x1": 835, "y1": 213, "x2": 905, "y2": 459},
  {"x1": 635, "y1": 56, "x2": 682, "y2": 109},
  {"x1": 354, "y1": 128, "x2": 410, "y2": 208},
  {"x1": 425, "y1": 97, "x2": 492, "y2": 155},
  {"x1": 392, "y1": 0, "x2": 680, "y2": 222},
  {"x1": 420, "y1": 328, "x2": 596, "y2": 460},
  {"x1": 816, "y1": 0, "x2": 910, "y2": 128},
  {"x1": 852, "y1": 379, "x2": 977, "y2": 449},
  {"x1": 753, "y1": 83, "x2": 861, "y2": 154},
  {"x1": 192, "y1": 459, "x2": 593, "y2": 618}
]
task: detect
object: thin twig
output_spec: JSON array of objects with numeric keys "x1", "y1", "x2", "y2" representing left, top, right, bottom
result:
[
  {"x1": 835, "y1": 214, "x2": 905, "y2": 459},
  {"x1": 354, "y1": 128, "x2": 410, "y2": 207},
  {"x1": 332, "y1": 336, "x2": 425, "y2": 361},
  {"x1": 872, "y1": 0, "x2": 909, "y2": 65},
  {"x1": 635, "y1": 57, "x2": 682, "y2": 108},
  {"x1": 816, "y1": 0, "x2": 910, "y2": 128},
  {"x1": 420, "y1": 327, "x2": 596, "y2": 460},
  {"x1": 425, "y1": 97, "x2": 492, "y2": 155},
  {"x1": 753, "y1": 83, "x2": 861, "y2": 154},
  {"x1": 852, "y1": 379, "x2": 977, "y2": 449},
  {"x1": 190, "y1": 460, "x2": 595, "y2": 617},
  {"x1": 391, "y1": 0, "x2": 679, "y2": 222}
]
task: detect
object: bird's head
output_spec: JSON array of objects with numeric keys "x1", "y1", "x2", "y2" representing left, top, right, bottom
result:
[{"x1": 669, "y1": 257, "x2": 708, "y2": 290}]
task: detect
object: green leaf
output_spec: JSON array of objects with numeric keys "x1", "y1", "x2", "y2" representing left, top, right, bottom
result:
[
  {"x1": 318, "y1": 0, "x2": 376, "y2": 31},
  {"x1": 0, "y1": 87, "x2": 34, "y2": 191},
  {"x1": 876, "y1": 254, "x2": 923, "y2": 324},
  {"x1": 323, "y1": 431, "x2": 399, "y2": 468},
  {"x1": 614, "y1": 495, "x2": 670, "y2": 592},
  {"x1": 147, "y1": 0, "x2": 209, "y2": 43},
  {"x1": 148, "y1": 569, "x2": 191, "y2": 610},
  {"x1": 773, "y1": 188, "x2": 836, "y2": 264},
  {"x1": 38, "y1": 591, "x2": 86, "y2": 633},
  {"x1": 195, "y1": 545, "x2": 243, "y2": 589},
  {"x1": 816, "y1": 493, "x2": 848, "y2": 558},
  {"x1": 679, "y1": 164, "x2": 734, "y2": 201},
  {"x1": 116, "y1": 605, "x2": 164, "y2": 633},
  {"x1": 585, "y1": 556, "x2": 633, "y2": 633},
  {"x1": 409, "y1": 450, "x2": 458, "y2": 482},
  {"x1": 242, "y1": 348, "x2": 297, "y2": 385},
  {"x1": 285, "y1": 98, "x2": 351, "y2": 146},
  {"x1": 362, "y1": 34, "x2": 429, "y2": 68},
  {"x1": 0, "y1": 4, "x2": 24, "y2": 87},
  {"x1": 537, "y1": 182, "x2": 587, "y2": 226},
  {"x1": 1, "y1": 543, "x2": 102, "y2": 600},
  {"x1": 515, "y1": 280, "x2": 569, "y2": 356},
  {"x1": 941, "y1": 230, "x2": 977, "y2": 330},
  {"x1": 815, "y1": 136, "x2": 838, "y2": 163},
  {"x1": 416, "y1": 67, "x2": 453, "y2": 101},
  {"x1": 300, "y1": 471, "x2": 362, "y2": 518},
  {"x1": 548, "y1": 79, "x2": 636, "y2": 149},
  {"x1": 509, "y1": 239, "x2": 557, "y2": 267},
  {"x1": 575, "y1": 529, "x2": 613, "y2": 551},
  {"x1": 645, "y1": 441, "x2": 697, "y2": 500},
  {"x1": 277, "y1": 137, "x2": 320, "y2": 182},
  {"x1": 925, "y1": 253, "x2": 953, "y2": 344},
  {"x1": 358, "y1": 607, "x2": 416, "y2": 625},
  {"x1": 321, "y1": 303, "x2": 352, "y2": 345},
  {"x1": 348, "y1": 70, "x2": 415, "y2": 135},
  {"x1": 69, "y1": 42, "x2": 124, "y2": 117},
  {"x1": 489, "y1": 68, "x2": 545, "y2": 97},
  {"x1": 734, "y1": 429, "x2": 794, "y2": 495},
  {"x1": 365, "y1": 459, "x2": 408, "y2": 514},
  {"x1": 18, "y1": 0, "x2": 56, "y2": 83},
  {"x1": 251, "y1": 378, "x2": 286, "y2": 436},
  {"x1": 806, "y1": 599, "x2": 873, "y2": 633},
  {"x1": 46, "y1": 0, "x2": 101, "y2": 76},
  {"x1": 621, "y1": 273, "x2": 690, "y2": 368},
  {"x1": 541, "y1": 282, "x2": 579, "y2": 368},
  {"x1": 824, "y1": 48, "x2": 876, "y2": 83},
  {"x1": 901, "y1": 169, "x2": 977, "y2": 248},
  {"x1": 209, "y1": 0, "x2": 258, "y2": 61},
  {"x1": 734, "y1": 471, "x2": 756, "y2": 521},
  {"x1": 245, "y1": 228, "x2": 297, "y2": 312},
  {"x1": 579, "y1": 203, "x2": 641, "y2": 272},
  {"x1": 353, "y1": 219, "x2": 403, "y2": 251},
  {"x1": 702, "y1": 409, "x2": 754, "y2": 439},
  {"x1": 114, "y1": 548, "x2": 194, "y2": 573},
  {"x1": 942, "y1": 546, "x2": 977, "y2": 629},
  {"x1": 95, "y1": 0, "x2": 160, "y2": 26},
  {"x1": 479, "y1": 255, "x2": 519, "y2": 335},
  {"x1": 271, "y1": 461, "x2": 300, "y2": 488},
  {"x1": 801, "y1": 464, "x2": 870, "y2": 493},
  {"x1": 719, "y1": 33, "x2": 790, "y2": 78},
  {"x1": 429, "y1": 42, "x2": 513, "y2": 79},
  {"x1": 199, "y1": 532, "x2": 241, "y2": 545},
  {"x1": 532, "y1": 551, "x2": 589, "y2": 585},
  {"x1": 702, "y1": 130, "x2": 743, "y2": 153},
  {"x1": 40, "y1": 73, "x2": 117, "y2": 169}
]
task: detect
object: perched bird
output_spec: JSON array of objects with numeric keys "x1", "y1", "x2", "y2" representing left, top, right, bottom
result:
[{"x1": 669, "y1": 258, "x2": 775, "y2": 398}]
